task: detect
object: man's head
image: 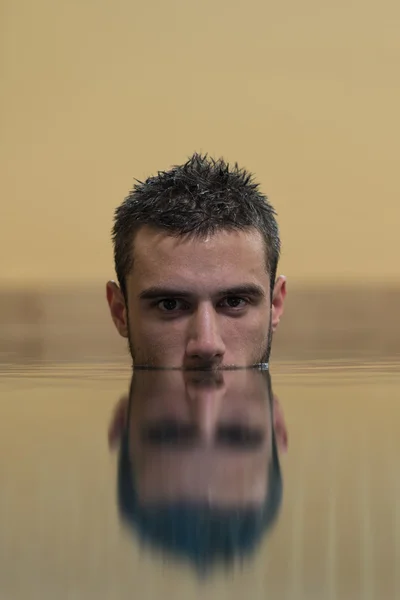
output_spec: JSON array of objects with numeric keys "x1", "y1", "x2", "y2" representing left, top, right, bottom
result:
[
  {"x1": 110, "y1": 369, "x2": 287, "y2": 571},
  {"x1": 107, "y1": 153, "x2": 286, "y2": 368}
]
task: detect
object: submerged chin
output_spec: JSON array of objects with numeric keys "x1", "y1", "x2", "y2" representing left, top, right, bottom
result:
[{"x1": 132, "y1": 357, "x2": 269, "y2": 371}]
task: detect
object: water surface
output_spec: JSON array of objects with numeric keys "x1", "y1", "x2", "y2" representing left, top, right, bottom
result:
[{"x1": 0, "y1": 361, "x2": 399, "y2": 600}]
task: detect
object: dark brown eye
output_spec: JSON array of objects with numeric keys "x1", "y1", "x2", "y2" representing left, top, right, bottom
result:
[
  {"x1": 142, "y1": 422, "x2": 196, "y2": 446},
  {"x1": 220, "y1": 297, "x2": 247, "y2": 309},
  {"x1": 158, "y1": 299, "x2": 182, "y2": 311},
  {"x1": 217, "y1": 425, "x2": 264, "y2": 449}
]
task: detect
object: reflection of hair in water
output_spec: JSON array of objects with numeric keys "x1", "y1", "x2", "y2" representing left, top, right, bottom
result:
[{"x1": 117, "y1": 419, "x2": 282, "y2": 572}]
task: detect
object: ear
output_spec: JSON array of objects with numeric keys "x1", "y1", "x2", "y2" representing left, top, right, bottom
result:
[
  {"x1": 271, "y1": 275, "x2": 287, "y2": 333},
  {"x1": 272, "y1": 393, "x2": 288, "y2": 453},
  {"x1": 106, "y1": 280, "x2": 128, "y2": 338},
  {"x1": 108, "y1": 395, "x2": 129, "y2": 449}
]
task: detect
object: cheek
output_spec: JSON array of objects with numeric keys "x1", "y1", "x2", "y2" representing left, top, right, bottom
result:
[
  {"x1": 130, "y1": 311, "x2": 186, "y2": 348},
  {"x1": 221, "y1": 314, "x2": 269, "y2": 349},
  {"x1": 231, "y1": 309, "x2": 270, "y2": 337}
]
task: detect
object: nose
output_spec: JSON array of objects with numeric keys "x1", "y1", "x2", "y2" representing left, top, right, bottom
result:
[
  {"x1": 186, "y1": 385, "x2": 226, "y2": 443},
  {"x1": 185, "y1": 303, "x2": 226, "y2": 367}
]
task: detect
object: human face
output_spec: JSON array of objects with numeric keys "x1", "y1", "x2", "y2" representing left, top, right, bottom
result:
[
  {"x1": 107, "y1": 226, "x2": 286, "y2": 369},
  {"x1": 128, "y1": 369, "x2": 276, "y2": 507}
]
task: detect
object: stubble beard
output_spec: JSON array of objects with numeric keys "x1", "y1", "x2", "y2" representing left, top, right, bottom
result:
[{"x1": 126, "y1": 310, "x2": 273, "y2": 370}]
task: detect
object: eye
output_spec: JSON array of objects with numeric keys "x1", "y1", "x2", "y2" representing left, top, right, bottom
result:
[
  {"x1": 219, "y1": 296, "x2": 248, "y2": 309},
  {"x1": 157, "y1": 298, "x2": 187, "y2": 312},
  {"x1": 217, "y1": 425, "x2": 264, "y2": 449},
  {"x1": 142, "y1": 421, "x2": 196, "y2": 446}
]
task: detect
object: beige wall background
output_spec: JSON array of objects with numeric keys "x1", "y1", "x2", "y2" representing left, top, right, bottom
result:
[{"x1": 1, "y1": 0, "x2": 400, "y2": 287}]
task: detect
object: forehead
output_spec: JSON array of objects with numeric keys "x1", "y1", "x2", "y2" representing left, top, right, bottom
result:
[
  {"x1": 136, "y1": 447, "x2": 269, "y2": 505},
  {"x1": 130, "y1": 226, "x2": 269, "y2": 291}
]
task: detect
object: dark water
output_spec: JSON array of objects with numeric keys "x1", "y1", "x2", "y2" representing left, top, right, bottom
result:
[{"x1": 1, "y1": 361, "x2": 399, "y2": 599}]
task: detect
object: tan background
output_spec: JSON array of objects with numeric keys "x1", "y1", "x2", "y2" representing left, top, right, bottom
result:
[{"x1": 1, "y1": 0, "x2": 400, "y2": 287}]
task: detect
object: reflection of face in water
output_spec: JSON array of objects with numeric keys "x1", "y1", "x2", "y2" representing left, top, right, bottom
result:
[{"x1": 112, "y1": 369, "x2": 288, "y2": 571}]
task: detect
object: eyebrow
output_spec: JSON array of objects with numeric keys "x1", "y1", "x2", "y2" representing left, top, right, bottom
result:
[{"x1": 139, "y1": 284, "x2": 266, "y2": 301}]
